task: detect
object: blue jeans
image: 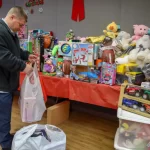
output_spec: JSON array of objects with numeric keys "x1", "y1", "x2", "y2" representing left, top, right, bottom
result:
[{"x1": 0, "y1": 93, "x2": 13, "y2": 148}]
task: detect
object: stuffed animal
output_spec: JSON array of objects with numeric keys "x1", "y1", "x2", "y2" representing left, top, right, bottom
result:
[
  {"x1": 132, "y1": 25, "x2": 149, "y2": 42},
  {"x1": 103, "y1": 22, "x2": 120, "y2": 39},
  {"x1": 129, "y1": 35, "x2": 150, "y2": 67},
  {"x1": 115, "y1": 35, "x2": 150, "y2": 65},
  {"x1": 116, "y1": 31, "x2": 132, "y2": 50}
]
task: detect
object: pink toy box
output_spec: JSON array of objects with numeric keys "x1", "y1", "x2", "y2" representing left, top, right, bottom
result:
[{"x1": 100, "y1": 62, "x2": 116, "y2": 85}]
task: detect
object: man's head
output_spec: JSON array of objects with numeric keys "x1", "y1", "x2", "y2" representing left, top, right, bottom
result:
[{"x1": 4, "y1": 6, "x2": 27, "y2": 32}]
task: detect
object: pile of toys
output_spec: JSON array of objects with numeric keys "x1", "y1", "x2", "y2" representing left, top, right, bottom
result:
[
  {"x1": 115, "y1": 118, "x2": 150, "y2": 150},
  {"x1": 114, "y1": 82, "x2": 150, "y2": 150},
  {"x1": 18, "y1": 21, "x2": 150, "y2": 86}
]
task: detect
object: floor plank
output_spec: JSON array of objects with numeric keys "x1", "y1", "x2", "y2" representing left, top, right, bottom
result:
[{"x1": 2, "y1": 96, "x2": 118, "y2": 150}]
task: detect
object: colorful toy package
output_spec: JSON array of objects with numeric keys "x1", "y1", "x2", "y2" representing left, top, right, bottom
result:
[
  {"x1": 58, "y1": 41, "x2": 72, "y2": 57},
  {"x1": 100, "y1": 62, "x2": 116, "y2": 85},
  {"x1": 19, "y1": 39, "x2": 28, "y2": 51},
  {"x1": 18, "y1": 25, "x2": 28, "y2": 39},
  {"x1": 72, "y1": 43, "x2": 94, "y2": 66}
]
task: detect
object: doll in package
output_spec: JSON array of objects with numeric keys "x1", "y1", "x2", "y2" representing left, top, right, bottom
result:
[{"x1": 100, "y1": 62, "x2": 116, "y2": 85}]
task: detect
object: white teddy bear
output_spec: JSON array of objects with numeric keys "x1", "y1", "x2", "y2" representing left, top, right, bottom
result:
[
  {"x1": 116, "y1": 31, "x2": 132, "y2": 50},
  {"x1": 115, "y1": 35, "x2": 150, "y2": 66},
  {"x1": 129, "y1": 35, "x2": 150, "y2": 68}
]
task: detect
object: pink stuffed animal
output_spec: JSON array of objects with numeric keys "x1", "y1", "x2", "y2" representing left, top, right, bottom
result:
[{"x1": 132, "y1": 25, "x2": 149, "y2": 41}]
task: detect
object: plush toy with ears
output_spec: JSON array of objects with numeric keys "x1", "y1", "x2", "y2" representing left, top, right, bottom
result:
[{"x1": 132, "y1": 24, "x2": 149, "y2": 42}]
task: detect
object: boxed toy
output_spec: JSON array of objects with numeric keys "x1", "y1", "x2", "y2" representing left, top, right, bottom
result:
[
  {"x1": 33, "y1": 35, "x2": 44, "y2": 71},
  {"x1": 58, "y1": 41, "x2": 72, "y2": 57},
  {"x1": 100, "y1": 62, "x2": 116, "y2": 85},
  {"x1": 72, "y1": 43, "x2": 94, "y2": 66},
  {"x1": 19, "y1": 39, "x2": 28, "y2": 51}
]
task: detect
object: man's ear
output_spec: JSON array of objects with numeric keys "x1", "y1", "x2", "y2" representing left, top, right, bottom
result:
[{"x1": 10, "y1": 14, "x2": 15, "y2": 20}]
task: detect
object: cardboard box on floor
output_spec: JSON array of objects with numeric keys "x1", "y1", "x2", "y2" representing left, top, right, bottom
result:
[{"x1": 47, "y1": 100, "x2": 70, "y2": 126}]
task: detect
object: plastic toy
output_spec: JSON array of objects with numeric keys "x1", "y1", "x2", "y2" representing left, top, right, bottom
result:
[
  {"x1": 43, "y1": 55, "x2": 56, "y2": 73},
  {"x1": 57, "y1": 58, "x2": 63, "y2": 71},
  {"x1": 122, "y1": 98, "x2": 138, "y2": 109},
  {"x1": 141, "y1": 82, "x2": 150, "y2": 89},
  {"x1": 144, "y1": 104, "x2": 150, "y2": 113},
  {"x1": 70, "y1": 65, "x2": 79, "y2": 80},
  {"x1": 142, "y1": 90, "x2": 150, "y2": 100},
  {"x1": 52, "y1": 45, "x2": 59, "y2": 56},
  {"x1": 78, "y1": 72, "x2": 98, "y2": 79},
  {"x1": 132, "y1": 24, "x2": 149, "y2": 41},
  {"x1": 125, "y1": 86, "x2": 141, "y2": 97},
  {"x1": 66, "y1": 29, "x2": 75, "y2": 41}
]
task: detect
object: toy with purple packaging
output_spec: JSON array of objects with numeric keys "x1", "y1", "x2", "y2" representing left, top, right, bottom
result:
[
  {"x1": 43, "y1": 55, "x2": 56, "y2": 75},
  {"x1": 100, "y1": 62, "x2": 116, "y2": 85}
]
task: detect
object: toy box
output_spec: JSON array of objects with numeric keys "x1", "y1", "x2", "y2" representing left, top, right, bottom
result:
[
  {"x1": 33, "y1": 35, "x2": 44, "y2": 71},
  {"x1": 100, "y1": 62, "x2": 116, "y2": 85},
  {"x1": 58, "y1": 41, "x2": 72, "y2": 57},
  {"x1": 93, "y1": 44, "x2": 100, "y2": 60},
  {"x1": 19, "y1": 39, "x2": 28, "y2": 51},
  {"x1": 72, "y1": 43, "x2": 94, "y2": 66},
  {"x1": 114, "y1": 108, "x2": 150, "y2": 150}
]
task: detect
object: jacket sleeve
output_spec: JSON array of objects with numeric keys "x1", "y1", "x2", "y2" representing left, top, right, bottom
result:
[
  {"x1": 20, "y1": 48, "x2": 30, "y2": 61},
  {"x1": 0, "y1": 33, "x2": 26, "y2": 72}
]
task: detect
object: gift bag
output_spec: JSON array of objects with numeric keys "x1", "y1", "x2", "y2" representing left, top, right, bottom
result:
[
  {"x1": 19, "y1": 63, "x2": 46, "y2": 123},
  {"x1": 11, "y1": 124, "x2": 66, "y2": 150}
]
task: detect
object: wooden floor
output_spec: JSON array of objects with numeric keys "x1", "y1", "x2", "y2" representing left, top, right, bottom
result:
[{"x1": 3, "y1": 96, "x2": 118, "y2": 150}]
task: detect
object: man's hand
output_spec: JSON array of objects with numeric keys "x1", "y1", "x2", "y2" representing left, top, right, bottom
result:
[
  {"x1": 28, "y1": 54, "x2": 38, "y2": 63},
  {"x1": 23, "y1": 64, "x2": 33, "y2": 75}
]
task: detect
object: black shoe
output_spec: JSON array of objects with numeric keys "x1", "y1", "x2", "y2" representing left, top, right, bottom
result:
[{"x1": 2, "y1": 148, "x2": 11, "y2": 150}]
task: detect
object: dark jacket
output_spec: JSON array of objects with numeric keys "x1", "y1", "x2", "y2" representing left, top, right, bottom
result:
[{"x1": 0, "y1": 19, "x2": 29, "y2": 92}]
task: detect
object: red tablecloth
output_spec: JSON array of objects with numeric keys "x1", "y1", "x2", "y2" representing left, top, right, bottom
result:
[{"x1": 19, "y1": 72, "x2": 120, "y2": 109}]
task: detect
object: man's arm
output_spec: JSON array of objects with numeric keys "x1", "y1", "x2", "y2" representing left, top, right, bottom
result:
[
  {"x1": 0, "y1": 34, "x2": 26, "y2": 72},
  {"x1": 20, "y1": 48, "x2": 30, "y2": 61}
]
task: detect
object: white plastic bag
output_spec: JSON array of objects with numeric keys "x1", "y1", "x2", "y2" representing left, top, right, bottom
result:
[
  {"x1": 11, "y1": 124, "x2": 66, "y2": 150},
  {"x1": 19, "y1": 63, "x2": 46, "y2": 123}
]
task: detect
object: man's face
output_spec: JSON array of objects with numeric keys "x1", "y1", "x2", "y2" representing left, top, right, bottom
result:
[{"x1": 10, "y1": 15, "x2": 26, "y2": 32}]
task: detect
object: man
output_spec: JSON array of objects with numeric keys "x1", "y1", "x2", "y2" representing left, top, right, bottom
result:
[{"x1": 0, "y1": 6, "x2": 37, "y2": 150}]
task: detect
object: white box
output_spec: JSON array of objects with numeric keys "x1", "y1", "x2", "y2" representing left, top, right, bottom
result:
[
  {"x1": 115, "y1": 108, "x2": 150, "y2": 150},
  {"x1": 114, "y1": 129, "x2": 132, "y2": 150}
]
